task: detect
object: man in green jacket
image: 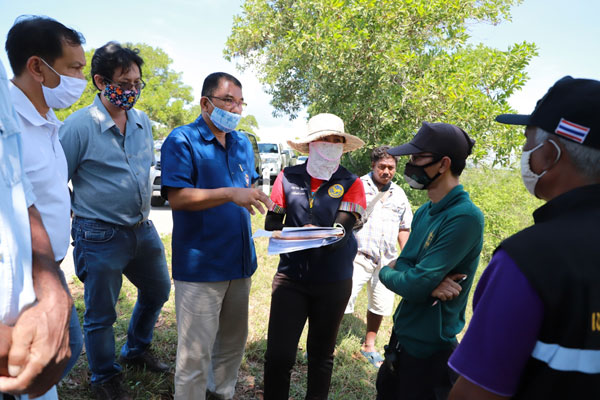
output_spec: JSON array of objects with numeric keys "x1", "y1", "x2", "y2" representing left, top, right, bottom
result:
[{"x1": 376, "y1": 122, "x2": 484, "y2": 400}]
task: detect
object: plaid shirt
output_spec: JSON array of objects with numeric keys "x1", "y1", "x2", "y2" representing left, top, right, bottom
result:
[{"x1": 355, "y1": 173, "x2": 413, "y2": 267}]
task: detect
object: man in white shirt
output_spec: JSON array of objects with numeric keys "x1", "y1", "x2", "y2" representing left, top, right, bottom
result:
[
  {"x1": 5, "y1": 16, "x2": 87, "y2": 381},
  {"x1": 0, "y1": 58, "x2": 72, "y2": 400},
  {"x1": 345, "y1": 146, "x2": 412, "y2": 368}
]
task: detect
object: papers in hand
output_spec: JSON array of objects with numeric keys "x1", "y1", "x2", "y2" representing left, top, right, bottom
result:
[{"x1": 253, "y1": 226, "x2": 344, "y2": 255}]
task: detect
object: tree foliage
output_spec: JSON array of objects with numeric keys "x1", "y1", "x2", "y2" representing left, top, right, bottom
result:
[
  {"x1": 225, "y1": 0, "x2": 537, "y2": 171},
  {"x1": 55, "y1": 43, "x2": 201, "y2": 139},
  {"x1": 462, "y1": 167, "x2": 542, "y2": 268},
  {"x1": 237, "y1": 114, "x2": 260, "y2": 136}
]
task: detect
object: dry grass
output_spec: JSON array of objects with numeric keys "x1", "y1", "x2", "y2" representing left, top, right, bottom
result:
[{"x1": 58, "y1": 213, "x2": 469, "y2": 399}]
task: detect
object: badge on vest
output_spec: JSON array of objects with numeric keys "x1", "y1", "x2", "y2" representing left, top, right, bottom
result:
[{"x1": 328, "y1": 184, "x2": 344, "y2": 198}]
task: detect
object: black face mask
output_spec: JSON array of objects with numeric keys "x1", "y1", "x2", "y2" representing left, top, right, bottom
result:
[{"x1": 403, "y1": 157, "x2": 442, "y2": 190}]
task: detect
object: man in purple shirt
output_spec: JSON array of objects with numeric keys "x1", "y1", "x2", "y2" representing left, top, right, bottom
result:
[{"x1": 449, "y1": 77, "x2": 600, "y2": 399}]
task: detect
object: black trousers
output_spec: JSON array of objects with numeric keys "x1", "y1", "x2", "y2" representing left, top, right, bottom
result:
[
  {"x1": 263, "y1": 272, "x2": 352, "y2": 400},
  {"x1": 376, "y1": 333, "x2": 458, "y2": 400}
]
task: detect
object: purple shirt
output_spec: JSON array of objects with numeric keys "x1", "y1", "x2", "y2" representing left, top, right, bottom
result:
[{"x1": 448, "y1": 249, "x2": 544, "y2": 396}]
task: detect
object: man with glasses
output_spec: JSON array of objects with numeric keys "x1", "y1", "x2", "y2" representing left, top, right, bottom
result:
[
  {"x1": 161, "y1": 72, "x2": 270, "y2": 400},
  {"x1": 375, "y1": 122, "x2": 484, "y2": 399},
  {"x1": 60, "y1": 42, "x2": 171, "y2": 400}
]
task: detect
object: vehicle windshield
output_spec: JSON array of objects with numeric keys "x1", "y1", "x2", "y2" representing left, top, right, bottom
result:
[{"x1": 259, "y1": 143, "x2": 278, "y2": 153}]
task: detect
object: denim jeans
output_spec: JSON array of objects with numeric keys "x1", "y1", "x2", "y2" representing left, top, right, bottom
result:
[{"x1": 71, "y1": 217, "x2": 171, "y2": 384}]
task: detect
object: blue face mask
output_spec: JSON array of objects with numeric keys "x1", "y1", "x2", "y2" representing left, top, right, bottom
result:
[{"x1": 207, "y1": 99, "x2": 241, "y2": 133}]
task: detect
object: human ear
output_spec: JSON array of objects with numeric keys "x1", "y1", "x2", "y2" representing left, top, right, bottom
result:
[
  {"x1": 439, "y1": 157, "x2": 451, "y2": 174},
  {"x1": 25, "y1": 56, "x2": 45, "y2": 83},
  {"x1": 200, "y1": 96, "x2": 212, "y2": 112},
  {"x1": 93, "y1": 74, "x2": 106, "y2": 91},
  {"x1": 540, "y1": 139, "x2": 563, "y2": 170}
]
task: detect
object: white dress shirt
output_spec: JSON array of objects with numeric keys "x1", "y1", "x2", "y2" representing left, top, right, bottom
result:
[
  {"x1": 9, "y1": 82, "x2": 70, "y2": 262},
  {"x1": 1, "y1": 62, "x2": 59, "y2": 400},
  {"x1": 0, "y1": 63, "x2": 37, "y2": 326}
]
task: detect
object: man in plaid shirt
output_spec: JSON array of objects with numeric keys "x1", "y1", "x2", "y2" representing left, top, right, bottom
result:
[{"x1": 345, "y1": 146, "x2": 412, "y2": 368}]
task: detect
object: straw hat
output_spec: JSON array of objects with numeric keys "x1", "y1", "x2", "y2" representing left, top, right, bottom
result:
[{"x1": 287, "y1": 113, "x2": 365, "y2": 154}]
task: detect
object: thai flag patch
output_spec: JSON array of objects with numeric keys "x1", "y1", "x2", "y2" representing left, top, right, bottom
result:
[{"x1": 555, "y1": 118, "x2": 590, "y2": 144}]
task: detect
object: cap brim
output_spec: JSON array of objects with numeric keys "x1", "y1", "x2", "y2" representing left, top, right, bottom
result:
[
  {"x1": 387, "y1": 142, "x2": 423, "y2": 156},
  {"x1": 495, "y1": 113, "x2": 532, "y2": 126}
]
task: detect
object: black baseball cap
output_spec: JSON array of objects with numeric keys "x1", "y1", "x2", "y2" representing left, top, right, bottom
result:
[
  {"x1": 388, "y1": 122, "x2": 475, "y2": 161},
  {"x1": 496, "y1": 76, "x2": 600, "y2": 149}
]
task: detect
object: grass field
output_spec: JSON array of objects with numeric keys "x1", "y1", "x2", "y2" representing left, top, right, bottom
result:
[{"x1": 58, "y1": 212, "x2": 481, "y2": 399}]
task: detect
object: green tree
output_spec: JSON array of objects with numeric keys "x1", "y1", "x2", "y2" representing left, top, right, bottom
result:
[
  {"x1": 237, "y1": 114, "x2": 260, "y2": 136},
  {"x1": 225, "y1": 0, "x2": 537, "y2": 173},
  {"x1": 55, "y1": 43, "x2": 200, "y2": 139}
]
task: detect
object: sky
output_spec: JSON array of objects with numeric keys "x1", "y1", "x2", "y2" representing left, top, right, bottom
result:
[{"x1": 1, "y1": 0, "x2": 598, "y2": 144}]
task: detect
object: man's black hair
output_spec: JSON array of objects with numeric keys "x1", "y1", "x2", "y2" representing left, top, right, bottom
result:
[
  {"x1": 5, "y1": 15, "x2": 85, "y2": 76},
  {"x1": 201, "y1": 72, "x2": 242, "y2": 97},
  {"x1": 370, "y1": 146, "x2": 398, "y2": 165},
  {"x1": 449, "y1": 157, "x2": 467, "y2": 176},
  {"x1": 91, "y1": 41, "x2": 144, "y2": 90}
]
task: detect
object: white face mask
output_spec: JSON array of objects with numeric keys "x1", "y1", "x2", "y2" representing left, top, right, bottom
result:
[
  {"x1": 306, "y1": 141, "x2": 344, "y2": 180},
  {"x1": 520, "y1": 139, "x2": 561, "y2": 197},
  {"x1": 40, "y1": 58, "x2": 87, "y2": 109}
]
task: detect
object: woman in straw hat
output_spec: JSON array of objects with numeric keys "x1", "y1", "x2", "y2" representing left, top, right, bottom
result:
[{"x1": 263, "y1": 113, "x2": 366, "y2": 399}]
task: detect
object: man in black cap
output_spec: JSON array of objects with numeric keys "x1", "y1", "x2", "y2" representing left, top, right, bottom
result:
[
  {"x1": 376, "y1": 122, "x2": 484, "y2": 399},
  {"x1": 448, "y1": 77, "x2": 600, "y2": 400}
]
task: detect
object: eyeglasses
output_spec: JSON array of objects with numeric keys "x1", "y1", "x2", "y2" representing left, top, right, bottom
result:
[
  {"x1": 103, "y1": 77, "x2": 146, "y2": 91},
  {"x1": 208, "y1": 96, "x2": 247, "y2": 109}
]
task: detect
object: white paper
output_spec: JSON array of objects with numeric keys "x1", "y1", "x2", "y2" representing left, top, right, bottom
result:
[{"x1": 252, "y1": 226, "x2": 344, "y2": 255}]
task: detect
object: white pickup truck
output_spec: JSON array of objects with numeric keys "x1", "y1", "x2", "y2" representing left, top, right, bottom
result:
[{"x1": 258, "y1": 142, "x2": 286, "y2": 182}]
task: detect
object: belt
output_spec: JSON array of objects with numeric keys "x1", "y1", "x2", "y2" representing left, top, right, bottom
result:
[
  {"x1": 74, "y1": 216, "x2": 148, "y2": 229},
  {"x1": 129, "y1": 219, "x2": 148, "y2": 229}
]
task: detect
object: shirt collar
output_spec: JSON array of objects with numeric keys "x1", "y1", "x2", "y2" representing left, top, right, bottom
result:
[
  {"x1": 367, "y1": 172, "x2": 393, "y2": 192},
  {"x1": 91, "y1": 94, "x2": 143, "y2": 133},
  {"x1": 196, "y1": 115, "x2": 215, "y2": 142},
  {"x1": 533, "y1": 183, "x2": 600, "y2": 224},
  {"x1": 196, "y1": 115, "x2": 241, "y2": 148},
  {"x1": 428, "y1": 184, "x2": 465, "y2": 215},
  {"x1": 9, "y1": 81, "x2": 62, "y2": 128}
]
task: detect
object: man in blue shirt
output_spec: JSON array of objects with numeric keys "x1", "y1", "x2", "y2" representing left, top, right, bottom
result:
[
  {"x1": 59, "y1": 42, "x2": 171, "y2": 400},
  {"x1": 161, "y1": 72, "x2": 270, "y2": 400}
]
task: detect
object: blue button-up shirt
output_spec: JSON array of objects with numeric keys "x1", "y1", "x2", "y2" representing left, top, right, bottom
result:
[
  {"x1": 161, "y1": 116, "x2": 259, "y2": 282},
  {"x1": 59, "y1": 95, "x2": 154, "y2": 226}
]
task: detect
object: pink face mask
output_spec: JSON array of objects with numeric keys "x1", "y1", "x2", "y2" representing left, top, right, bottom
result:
[{"x1": 306, "y1": 141, "x2": 343, "y2": 180}]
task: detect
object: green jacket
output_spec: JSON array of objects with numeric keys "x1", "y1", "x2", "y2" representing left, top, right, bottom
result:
[{"x1": 379, "y1": 184, "x2": 484, "y2": 358}]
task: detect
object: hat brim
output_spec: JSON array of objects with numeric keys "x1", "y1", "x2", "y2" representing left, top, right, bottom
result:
[
  {"x1": 495, "y1": 113, "x2": 532, "y2": 126},
  {"x1": 387, "y1": 142, "x2": 424, "y2": 156},
  {"x1": 288, "y1": 131, "x2": 365, "y2": 154}
]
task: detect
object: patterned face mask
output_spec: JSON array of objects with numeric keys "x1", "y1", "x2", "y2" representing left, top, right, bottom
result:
[{"x1": 103, "y1": 82, "x2": 140, "y2": 111}]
